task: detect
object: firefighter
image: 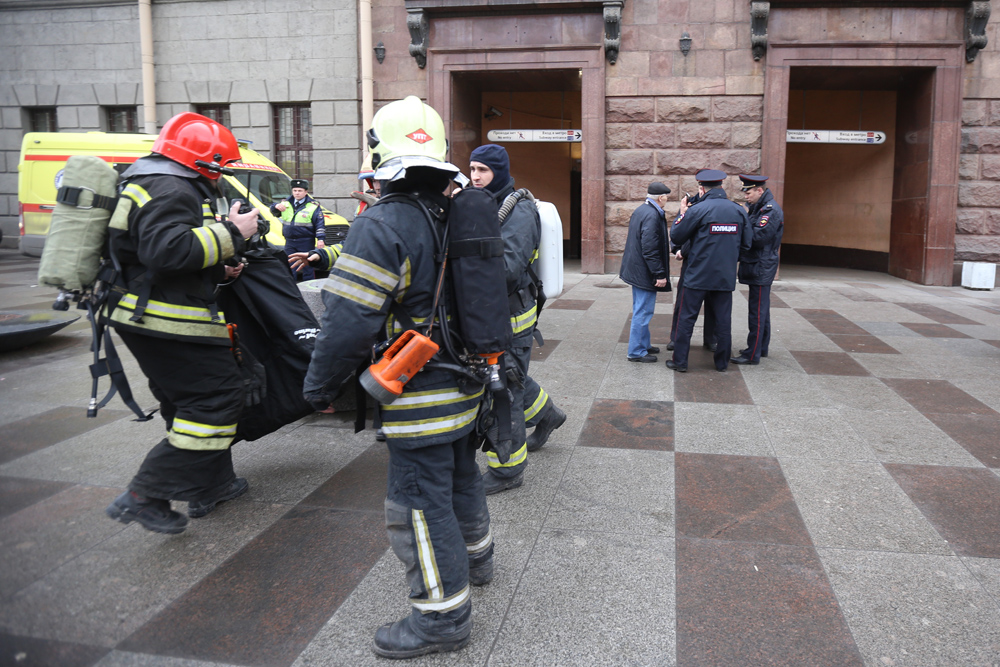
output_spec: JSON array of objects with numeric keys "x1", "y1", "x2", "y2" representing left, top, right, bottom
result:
[
  {"x1": 104, "y1": 112, "x2": 262, "y2": 534},
  {"x1": 731, "y1": 173, "x2": 784, "y2": 365},
  {"x1": 271, "y1": 178, "x2": 325, "y2": 281},
  {"x1": 469, "y1": 144, "x2": 566, "y2": 495},
  {"x1": 303, "y1": 97, "x2": 497, "y2": 659}
]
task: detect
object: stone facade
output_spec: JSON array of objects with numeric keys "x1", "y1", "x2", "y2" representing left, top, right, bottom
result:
[{"x1": 0, "y1": 0, "x2": 360, "y2": 246}]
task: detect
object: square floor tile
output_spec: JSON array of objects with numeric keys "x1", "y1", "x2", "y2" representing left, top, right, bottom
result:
[
  {"x1": 826, "y1": 334, "x2": 899, "y2": 354},
  {"x1": 673, "y1": 404, "x2": 774, "y2": 457},
  {"x1": 790, "y1": 351, "x2": 871, "y2": 376},
  {"x1": 923, "y1": 412, "x2": 1000, "y2": 468},
  {"x1": 0, "y1": 633, "x2": 108, "y2": 667},
  {"x1": 545, "y1": 299, "x2": 594, "y2": 311},
  {"x1": 882, "y1": 379, "x2": 999, "y2": 417},
  {"x1": 676, "y1": 538, "x2": 863, "y2": 666},
  {"x1": 676, "y1": 453, "x2": 812, "y2": 546},
  {"x1": 576, "y1": 398, "x2": 673, "y2": 451},
  {"x1": 901, "y1": 322, "x2": 973, "y2": 338}
]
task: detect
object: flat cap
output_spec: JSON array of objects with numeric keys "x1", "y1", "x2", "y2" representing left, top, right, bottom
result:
[
  {"x1": 647, "y1": 182, "x2": 671, "y2": 195},
  {"x1": 739, "y1": 174, "x2": 769, "y2": 190},
  {"x1": 695, "y1": 169, "x2": 726, "y2": 183}
]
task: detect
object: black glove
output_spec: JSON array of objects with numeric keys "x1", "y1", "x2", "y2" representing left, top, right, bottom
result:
[{"x1": 238, "y1": 346, "x2": 267, "y2": 407}]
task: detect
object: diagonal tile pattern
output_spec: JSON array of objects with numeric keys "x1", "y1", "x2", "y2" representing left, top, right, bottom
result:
[{"x1": 2, "y1": 251, "x2": 999, "y2": 666}]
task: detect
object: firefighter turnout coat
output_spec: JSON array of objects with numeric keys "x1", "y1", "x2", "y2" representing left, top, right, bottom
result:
[{"x1": 303, "y1": 190, "x2": 484, "y2": 446}]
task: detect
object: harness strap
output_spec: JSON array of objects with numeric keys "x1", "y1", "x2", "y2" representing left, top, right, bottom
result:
[{"x1": 57, "y1": 185, "x2": 118, "y2": 212}]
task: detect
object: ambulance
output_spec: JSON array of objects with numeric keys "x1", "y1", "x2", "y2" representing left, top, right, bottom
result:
[{"x1": 17, "y1": 131, "x2": 349, "y2": 256}]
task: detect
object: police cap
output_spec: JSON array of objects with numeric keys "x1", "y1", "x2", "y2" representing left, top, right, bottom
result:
[
  {"x1": 647, "y1": 182, "x2": 671, "y2": 196},
  {"x1": 291, "y1": 179, "x2": 309, "y2": 190},
  {"x1": 739, "y1": 174, "x2": 769, "y2": 190},
  {"x1": 695, "y1": 169, "x2": 726, "y2": 183}
]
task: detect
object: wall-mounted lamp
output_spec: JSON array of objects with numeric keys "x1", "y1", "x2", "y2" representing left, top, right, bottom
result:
[
  {"x1": 374, "y1": 41, "x2": 386, "y2": 64},
  {"x1": 679, "y1": 32, "x2": 692, "y2": 56},
  {"x1": 484, "y1": 106, "x2": 503, "y2": 120}
]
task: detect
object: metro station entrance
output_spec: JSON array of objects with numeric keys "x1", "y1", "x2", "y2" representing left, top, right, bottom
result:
[
  {"x1": 763, "y1": 45, "x2": 963, "y2": 285},
  {"x1": 450, "y1": 70, "x2": 582, "y2": 258}
]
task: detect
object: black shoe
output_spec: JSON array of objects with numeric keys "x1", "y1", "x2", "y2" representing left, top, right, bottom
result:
[
  {"x1": 106, "y1": 491, "x2": 188, "y2": 534},
  {"x1": 187, "y1": 478, "x2": 249, "y2": 519},
  {"x1": 628, "y1": 355, "x2": 658, "y2": 363},
  {"x1": 647, "y1": 346, "x2": 660, "y2": 354},
  {"x1": 468, "y1": 558, "x2": 494, "y2": 586},
  {"x1": 730, "y1": 357, "x2": 758, "y2": 366},
  {"x1": 703, "y1": 343, "x2": 717, "y2": 352},
  {"x1": 527, "y1": 403, "x2": 566, "y2": 452},
  {"x1": 665, "y1": 360, "x2": 687, "y2": 372},
  {"x1": 761, "y1": 352, "x2": 768, "y2": 358},
  {"x1": 373, "y1": 614, "x2": 471, "y2": 659},
  {"x1": 483, "y1": 470, "x2": 524, "y2": 495},
  {"x1": 666, "y1": 341, "x2": 675, "y2": 351}
]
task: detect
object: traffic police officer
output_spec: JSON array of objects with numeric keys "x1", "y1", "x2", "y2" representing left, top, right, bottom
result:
[
  {"x1": 731, "y1": 174, "x2": 784, "y2": 365},
  {"x1": 668, "y1": 188, "x2": 716, "y2": 354},
  {"x1": 303, "y1": 97, "x2": 498, "y2": 659},
  {"x1": 469, "y1": 143, "x2": 566, "y2": 495},
  {"x1": 271, "y1": 179, "x2": 325, "y2": 281},
  {"x1": 667, "y1": 169, "x2": 751, "y2": 372},
  {"x1": 104, "y1": 112, "x2": 261, "y2": 534}
]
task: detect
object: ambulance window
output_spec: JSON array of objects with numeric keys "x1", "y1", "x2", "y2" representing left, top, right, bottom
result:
[
  {"x1": 232, "y1": 171, "x2": 292, "y2": 205},
  {"x1": 218, "y1": 178, "x2": 245, "y2": 204}
]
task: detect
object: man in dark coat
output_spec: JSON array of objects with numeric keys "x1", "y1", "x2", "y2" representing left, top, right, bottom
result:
[
  {"x1": 667, "y1": 169, "x2": 751, "y2": 372},
  {"x1": 619, "y1": 182, "x2": 671, "y2": 362},
  {"x1": 731, "y1": 173, "x2": 784, "y2": 365}
]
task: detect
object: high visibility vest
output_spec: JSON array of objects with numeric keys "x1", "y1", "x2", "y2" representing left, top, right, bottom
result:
[{"x1": 280, "y1": 200, "x2": 320, "y2": 227}]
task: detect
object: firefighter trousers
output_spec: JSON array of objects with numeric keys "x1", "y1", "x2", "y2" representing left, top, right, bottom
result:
[
  {"x1": 118, "y1": 331, "x2": 245, "y2": 502},
  {"x1": 486, "y1": 343, "x2": 529, "y2": 478},
  {"x1": 385, "y1": 433, "x2": 491, "y2": 639}
]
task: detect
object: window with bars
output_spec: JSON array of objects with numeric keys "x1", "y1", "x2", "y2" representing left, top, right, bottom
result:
[
  {"x1": 273, "y1": 104, "x2": 313, "y2": 181},
  {"x1": 196, "y1": 104, "x2": 231, "y2": 128},
  {"x1": 28, "y1": 108, "x2": 58, "y2": 132},
  {"x1": 105, "y1": 106, "x2": 138, "y2": 133}
]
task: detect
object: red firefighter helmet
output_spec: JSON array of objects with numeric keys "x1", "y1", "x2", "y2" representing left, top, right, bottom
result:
[{"x1": 152, "y1": 112, "x2": 241, "y2": 180}]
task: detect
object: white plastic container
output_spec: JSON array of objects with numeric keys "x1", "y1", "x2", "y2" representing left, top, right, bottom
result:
[
  {"x1": 534, "y1": 200, "x2": 564, "y2": 299},
  {"x1": 961, "y1": 261, "x2": 996, "y2": 290}
]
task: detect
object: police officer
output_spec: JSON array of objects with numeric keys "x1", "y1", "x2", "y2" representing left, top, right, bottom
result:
[
  {"x1": 303, "y1": 97, "x2": 499, "y2": 659},
  {"x1": 731, "y1": 174, "x2": 784, "y2": 365},
  {"x1": 271, "y1": 179, "x2": 325, "y2": 281},
  {"x1": 668, "y1": 185, "x2": 717, "y2": 354},
  {"x1": 104, "y1": 112, "x2": 261, "y2": 534},
  {"x1": 469, "y1": 144, "x2": 566, "y2": 495},
  {"x1": 667, "y1": 169, "x2": 751, "y2": 372}
]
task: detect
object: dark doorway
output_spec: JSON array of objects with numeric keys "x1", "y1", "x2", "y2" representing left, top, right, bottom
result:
[
  {"x1": 782, "y1": 67, "x2": 936, "y2": 277},
  {"x1": 450, "y1": 70, "x2": 582, "y2": 258}
]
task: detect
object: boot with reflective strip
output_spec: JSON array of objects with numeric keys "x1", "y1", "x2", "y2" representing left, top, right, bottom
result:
[{"x1": 526, "y1": 402, "x2": 567, "y2": 452}]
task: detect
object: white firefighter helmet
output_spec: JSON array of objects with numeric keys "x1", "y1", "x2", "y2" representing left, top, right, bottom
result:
[{"x1": 367, "y1": 96, "x2": 459, "y2": 181}]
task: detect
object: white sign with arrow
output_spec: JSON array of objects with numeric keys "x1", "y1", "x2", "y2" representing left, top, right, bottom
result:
[
  {"x1": 786, "y1": 130, "x2": 885, "y2": 145},
  {"x1": 487, "y1": 129, "x2": 582, "y2": 143}
]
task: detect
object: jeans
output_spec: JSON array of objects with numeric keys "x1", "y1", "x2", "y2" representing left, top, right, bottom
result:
[{"x1": 628, "y1": 286, "x2": 657, "y2": 358}]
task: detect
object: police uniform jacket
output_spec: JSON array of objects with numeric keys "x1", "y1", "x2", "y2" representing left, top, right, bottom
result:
[
  {"x1": 270, "y1": 194, "x2": 325, "y2": 242},
  {"x1": 303, "y1": 187, "x2": 484, "y2": 448},
  {"x1": 669, "y1": 188, "x2": 751, "y2": 292},
  {"x1": 738, "y1": 189, "x2": 784, "y2": 286},
  {"x1": 493, "y1": 180, "x2": 541, "y2": 346},
  {"x1": 106, "y1": 156, "x2": 246, "y2": 346},
  {"x1": 619, "y1": 198, "x2": 670, "y2": 292}
]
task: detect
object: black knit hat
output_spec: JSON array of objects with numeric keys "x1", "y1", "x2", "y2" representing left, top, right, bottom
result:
[{"x1": 469, "y1": 144, "x2": 511, "y2": 194}]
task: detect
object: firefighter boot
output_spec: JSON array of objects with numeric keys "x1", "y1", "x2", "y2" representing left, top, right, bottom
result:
[
  {"x1": 482, "y1": 469, "x2": 524, "y2": 495},
  {"x1": 106, "y1": 491, "x2": 188, "y2": 534},
  {"x1": 188, "y1": 477, "x2": 249, "y2": 518},
  {"x1": 468, "y1": 544, "x2": 495, "y2": 586},
  {"x1": 372, "y1": 604, "x2": 472, "y2": 659},
  {"x1": 526, "y1": 403, "x2": 567, "y2": 452}
]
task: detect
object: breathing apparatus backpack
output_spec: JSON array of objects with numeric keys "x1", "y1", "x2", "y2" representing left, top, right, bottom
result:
[
  {"x1": 37, "y1": 155, "x2": 153, "y2": 422},
  {"x1": 357, "y1": 186, "x2": 515, "y2": 457},
  {"x1": 498, "y1": 188, "x2": 546, "y2": 315}
]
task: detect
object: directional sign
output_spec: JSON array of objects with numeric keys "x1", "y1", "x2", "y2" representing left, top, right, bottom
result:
[
  {"x1": 486, "y1": 129, "x2": 582, "y2": 143},
  {"x1": 786, "y1": 129, "x2": 885, "y2": 144}
]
